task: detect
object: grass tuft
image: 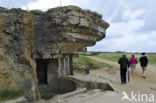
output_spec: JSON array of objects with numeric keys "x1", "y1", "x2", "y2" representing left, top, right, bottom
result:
[{"x1": 0, "y1": 89, "x2": 25, "y2": 102}]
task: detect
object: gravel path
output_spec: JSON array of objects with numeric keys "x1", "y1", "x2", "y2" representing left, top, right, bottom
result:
[{"x1": 88, "y1": 56, "x2": 156, "y2": 98}]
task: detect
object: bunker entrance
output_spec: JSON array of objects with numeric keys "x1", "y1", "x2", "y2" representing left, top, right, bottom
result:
[
  {"x1": 35, "y1": 58, "x2": 77, "y2": 100},
  {"x1": 36, "y1": 59, "x2": 49, "y2": 84}
]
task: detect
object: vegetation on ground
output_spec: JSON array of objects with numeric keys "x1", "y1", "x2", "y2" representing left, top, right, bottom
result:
[
  {"x1": 81, "y1": 52, "x2": 156, "y2": 64},
  {"x1": 95, "y1": 55, "x2": 156, "y2": 64},
  {"x1": 0, "y1": 89, "x2": 25, "y2": 102},
  {"x1": 95, "y1": 55, "x2": 120, "y2": 62},
  {"x1": 147, "y1": 55, "x2": 156, "y2": 64},
  {"x1": 73, "y1": 55, "x2": 113, "y2": 73},
  {"x1": 73, "y1": 52, "x2": 156, "y2": 74}
]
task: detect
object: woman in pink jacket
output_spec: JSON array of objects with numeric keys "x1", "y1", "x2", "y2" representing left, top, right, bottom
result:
[{"x1": 130, "y1": 55, "x2": 138, "y2": 76}]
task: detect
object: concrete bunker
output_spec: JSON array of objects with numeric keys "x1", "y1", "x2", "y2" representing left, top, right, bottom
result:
[
  {"x1": 35, "y1": 57, "x2": 115, "y2": 100},
  {"x1": 35, "y1": 58, "x2": 77, "y2": 100},
  {"x1": 0, "y1": 5, "x2": 110, "y2": 102}
]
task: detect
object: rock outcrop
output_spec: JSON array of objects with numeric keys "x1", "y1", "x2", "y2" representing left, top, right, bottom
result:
[{"x1": 0, "y1": 5, "x2": 109, "y2": 102}]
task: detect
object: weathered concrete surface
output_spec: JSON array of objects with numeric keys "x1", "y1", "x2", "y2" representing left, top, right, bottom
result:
[
  {"x1": 50, "y1": 90, "x2": 120, "y2": 103},
  {"x1": 62, "y1": 73, "x2": 116, "y2": 91},
  {"x1": 37, "y1": 74, "x2": 118, "y2": 103},
  {"x1": 0, "y1": 5, "x2": 109, "y2": 102},
  {"x1": 48, "y1": 89, "x2": 155, "y2": 103},
  {"x1": 32, "y1": 6, "x2": 109, "y2": 57}
]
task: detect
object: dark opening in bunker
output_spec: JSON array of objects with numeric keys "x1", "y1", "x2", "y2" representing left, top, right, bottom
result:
[
  {"x1": 35, "y1": 58, "x2": 77, "y2": 100},
  {"x1": 36, "y1": 59, "x2": 49, "y2": 84}
]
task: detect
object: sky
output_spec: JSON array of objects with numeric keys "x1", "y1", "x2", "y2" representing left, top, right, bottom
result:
[{"x1": 0, "y1": 0, "x2": 156, "y2": 52}]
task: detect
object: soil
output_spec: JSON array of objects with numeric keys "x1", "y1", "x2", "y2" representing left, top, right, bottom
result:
[{"x1": 88, "y1": 56, "x2": 156, "y2": 96}]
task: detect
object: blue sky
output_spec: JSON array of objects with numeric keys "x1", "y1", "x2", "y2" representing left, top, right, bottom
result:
[{"x1": 0, "y1": 0, "x2": 156, "y2": 52}]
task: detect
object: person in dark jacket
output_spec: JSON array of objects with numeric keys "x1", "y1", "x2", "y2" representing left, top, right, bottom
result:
[
  {"x1": 140, "y1": 53, "x2": 148, "y2": 79},
  {"x1": 118, "y1": 54, "x2": 130, "y2": 84}
]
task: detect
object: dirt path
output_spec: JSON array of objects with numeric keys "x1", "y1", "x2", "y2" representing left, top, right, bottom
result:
[{"x1": 87, "y1": 56, "x2": 156, "y2": 96}]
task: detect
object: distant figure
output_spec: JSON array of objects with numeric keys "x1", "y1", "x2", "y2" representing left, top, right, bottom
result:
[
  {"x1": 140, "y1": 53, "x2": 148, "y2": 79},
  {"x1": 130, "y1": 55, "x2": 138, "y2": 76},
  {"x1": 118, "y1": 54, "x2": 130, "y2": 84}
]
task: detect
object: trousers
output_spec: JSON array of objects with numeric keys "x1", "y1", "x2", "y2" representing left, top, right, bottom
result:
[{"x1": 120, "y1": 69, "x2": 127, "y2": 84}]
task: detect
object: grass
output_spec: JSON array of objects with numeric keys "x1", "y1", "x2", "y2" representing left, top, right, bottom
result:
[
  {"x1": 73, "y1": 53, "x2": 156, "y2": 74},
  {"x1": 73, "y1": 55, "x2": 113, "y2": 72},
  {"x1": 0, "y1": 89, "x2": 25, "y2": 102},
  {"x1": 147, "y1": 55, "x2": 156, "y2": 64},
  {"x1": 95, "y1": 55, "x2": 120, "y2": 62},
  {"x1": 94, "y1": 54, "x2": 156, "y2": 64}
]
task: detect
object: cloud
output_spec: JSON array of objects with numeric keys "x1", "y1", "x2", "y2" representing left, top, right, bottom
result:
[
  {"x1": 70, "y1": 0, "x2": 119, "y2": 20},
  {"x1": 85, "y1": 0, "x2": 156, "y2": 52},
  {"x1": 88, "y1": 31, "x2": 156, "y2": 52},
  {"x1": 1, "y1": 0, "x2": 156, "y2": 52},
  {"x1": 0, "y1": 0, "x2": 37, "y2": 8},
  {"x1": 139, "y1": 8, "x2": 156, "y2": 32},
  {"x1": 25, "y1": 0, "x2": 156, "y2": 52},
  {"x1": 21, "y1": 0, "x2": 71, "y2": 10},
  {"x1": 119, "y1": 0, "x2": 156, "y2": 33}
]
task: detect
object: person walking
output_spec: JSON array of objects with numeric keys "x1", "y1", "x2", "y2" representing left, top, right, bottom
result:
[
  {"x1": 118, "y1": 54, "x2": 130, "y2": 84},
  {"x1": 130, "y1": 55, "x2": 138, "y2": 76},
  {"x1": 140, "y1": 53, "x2": 148, "y2": 79}
]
